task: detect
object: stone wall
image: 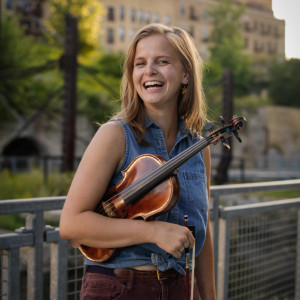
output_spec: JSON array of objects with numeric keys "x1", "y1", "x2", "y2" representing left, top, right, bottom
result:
[
  {"x1": 210, "y1": 106, "x2": 300, "y2": 169},
  {"x1": 0, "y1": 115, "x2": 95, "y2": 157}
]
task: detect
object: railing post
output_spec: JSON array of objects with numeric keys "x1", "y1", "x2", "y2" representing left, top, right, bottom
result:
[
  {"x1": 295, "y1": 208, "x2": 300, "y2": 298},
  {"x1": 217, "y1": 215, "x2": 231, "y2": 300},
  {"x1": 50, "y1": 232, "x2": 68, "y2": 300},
  {"x1": 1, "y1": 248, "x2": 20, "y2": 300},
  {"x1": 240, "y1": 158, "x2": 245, "y2": 182},
  {"x1": 26, "y1": 212, "x2": 45, "y2": 300},
  {"x1": 213, "y1": 194, "x2": 220, "y2": 288}
]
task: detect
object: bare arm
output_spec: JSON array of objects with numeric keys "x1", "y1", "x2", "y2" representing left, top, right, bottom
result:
[
  {"x1": 59, "y1": 121, "x2": 194, "y2": 258},
  {"x1": 195, "y1": 146, "x2": 216, "y2": 299}
]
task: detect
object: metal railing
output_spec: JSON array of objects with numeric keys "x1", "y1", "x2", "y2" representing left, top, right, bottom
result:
[{"x1": 1, "y1": 179, "x2": 300, "y2": 300}]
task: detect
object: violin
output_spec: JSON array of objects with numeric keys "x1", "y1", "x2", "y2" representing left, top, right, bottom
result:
[{"x1": 79, "y1": 116, "x2": 246, "y2": 262}]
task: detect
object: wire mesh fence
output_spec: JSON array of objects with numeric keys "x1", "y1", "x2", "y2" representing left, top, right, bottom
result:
[
  {"x1": 66, "y1": 248, "x2": 84, "y2": 300},
  {"x1": 227, "y1": 209, "x2": 297, "y2": 299}
]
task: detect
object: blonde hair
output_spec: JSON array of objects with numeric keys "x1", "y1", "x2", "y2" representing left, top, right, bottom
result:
[{"x1": 116, "y1": 23, "x2": 207, "y2": 143}]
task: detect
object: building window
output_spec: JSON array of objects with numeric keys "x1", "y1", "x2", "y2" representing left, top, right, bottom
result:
[
  {"x1": 107, "y1": 7, "x2": 114, "y2": 21},
  {"x1": 145, "y1": 12, "x2": 151, "y2": 24},
  {"x1": 119, "y1": 27, "x2": 125, "y2": 42},
  {"x1": 153, "y1": 13, "x2": 160, "y2": 23},
  {"x1": 254, "y1": 40, "x2": 264, "y2": 53},
  {"x1": 268, "y1": 43, "x2": 277, "y2": 54},
  {"x1": 107, "y1": 28, "x2": 114, "y2": 44},
  {"x1": 130, "y1": 29, "x2": 136, "y2": 39},
  {"x1": 120, "y1": 6, "x2": 125, "y2": 20},
  {"x1": 201, "y1": 10, "x2": 207, "y2": 22},
  {"x1": 253, "y1": 21, "x2": 257, "y2": 31},
  {"x1": 244, "y1": 21, "x2": 251, "y2": 31},
  {"x1": 189, "y1": 26, "x2": 194, "y2": 37},
  {"x1": 189, "y1": 6, "x2": 197, "y2": 20},
  {"x1": 6, "y1": 0, "x2": 13, "y2": 10},
  {"x1": 202, "y1": 27, "x2": 209, "y2": 42},
  {"x1": 138, "y1": 10, "x2": 143, "y2": 23},
  {"x1": 164, "y1": 15, "x2": 170, "y2": 26},
  {"x1": 180, "y1": 2, "x2": 185, "y2": 17},
  {"x1": 131, "y1": 8, "x2": 136, "y2": 22},
  {"x1": 200, "y1": 45, "x2": 207, "y2": 60}
]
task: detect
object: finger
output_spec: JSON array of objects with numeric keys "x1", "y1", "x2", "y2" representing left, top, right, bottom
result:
[
  {"x1": 187, "y1": 232, "x2": 195, "y2": 248},
  {"x1": 174, "y1": 248, "x2": 184, "y2": 258}
]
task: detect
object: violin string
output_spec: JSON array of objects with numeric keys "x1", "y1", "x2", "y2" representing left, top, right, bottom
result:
[
  {"x1": 120, "y1": 136, "x2": 212, "y2": 201},
  {"x1": 94, "y1": 135, "x2": 214, "y2": 215}
]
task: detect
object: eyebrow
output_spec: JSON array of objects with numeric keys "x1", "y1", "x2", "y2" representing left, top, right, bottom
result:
[{"x1": 134, "y1": 55, "x2": 173, "y2": 61}]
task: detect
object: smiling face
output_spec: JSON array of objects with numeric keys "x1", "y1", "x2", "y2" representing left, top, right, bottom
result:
[{"x1": 132, "y1": 34, "x2": 188, "y2": 112}]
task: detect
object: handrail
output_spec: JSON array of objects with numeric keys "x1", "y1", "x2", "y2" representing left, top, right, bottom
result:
[{"x1": 211, "y1": 178, "x2": 300, "y2": 197}]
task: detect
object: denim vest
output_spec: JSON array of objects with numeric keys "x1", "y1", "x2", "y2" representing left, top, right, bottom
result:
[{"x1": 85, "y1": 117, "x2": 209, "y2": 275}]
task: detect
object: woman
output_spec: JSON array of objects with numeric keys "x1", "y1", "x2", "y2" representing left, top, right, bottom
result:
[{"x1": 60, "y1": 23, "x2": 216, "y2": 300}]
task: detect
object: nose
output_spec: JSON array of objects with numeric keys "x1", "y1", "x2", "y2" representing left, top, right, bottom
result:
[{"x1": 144, "y1": 62, "x2": 157, "y2": 75}]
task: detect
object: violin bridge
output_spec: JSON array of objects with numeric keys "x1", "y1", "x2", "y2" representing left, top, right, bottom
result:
[{"x1": 102, "y1": 201, "x2": 117, "y2": 217}]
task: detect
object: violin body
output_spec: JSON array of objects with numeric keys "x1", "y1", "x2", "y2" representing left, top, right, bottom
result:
[{"x1": 79, "y1": 154, "x2": 180, "y2": 262}]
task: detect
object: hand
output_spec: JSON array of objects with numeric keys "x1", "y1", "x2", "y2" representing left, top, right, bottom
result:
[{"x1": 148, "y1": 221, "x2": 195, "y2": 258}]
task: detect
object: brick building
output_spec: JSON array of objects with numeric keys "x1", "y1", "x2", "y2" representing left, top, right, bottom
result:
[{"x1": 99, "y1": 0, "x2": 285, "y2": 60}]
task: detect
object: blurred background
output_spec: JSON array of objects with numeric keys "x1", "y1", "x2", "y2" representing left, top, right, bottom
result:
[
  {"x1": 0, "y1": 0, "x2": 299, "y2": 200},
  {"x1": 0, "y1": 1, "x2": 300, "y2": 299}
]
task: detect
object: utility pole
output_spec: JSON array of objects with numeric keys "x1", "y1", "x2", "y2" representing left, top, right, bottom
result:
[
  {"x1": 60, "y1": 13, "x2": 78, "y2": 172},
  {"x1": 214, "y1": 70, "x2": 234, "y2": 184}
]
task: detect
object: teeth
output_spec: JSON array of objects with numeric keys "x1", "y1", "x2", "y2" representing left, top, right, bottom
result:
[{"x1": 144, "y1": 81, "x2": 163, "y2": 87}]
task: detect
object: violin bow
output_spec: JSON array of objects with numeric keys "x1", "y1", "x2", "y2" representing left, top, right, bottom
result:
[
  {"x1": 185, "y1": 215, "x2": 196, "y2": 300},
  {"x1": 184, "y1": 215, "x2": 190, "y2": 300},
  {"x1": 190, "y1": 226, "x2": 196, "y2": 300}
]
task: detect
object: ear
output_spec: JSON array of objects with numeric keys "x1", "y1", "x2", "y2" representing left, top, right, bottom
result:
[{"x1": 182, "y1": 71, "x2": 189, "y2": 84}]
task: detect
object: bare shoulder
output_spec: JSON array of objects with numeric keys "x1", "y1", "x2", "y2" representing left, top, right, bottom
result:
[
  {"x1": 95, "y1": 121, "x2": 125, "y2": 146},
  {"x1": 84, "y1": 120, "x2": 126, "y2": 171}
]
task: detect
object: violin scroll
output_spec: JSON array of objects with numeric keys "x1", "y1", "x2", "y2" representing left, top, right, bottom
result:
[{"x1": 206, "y1": 115, "x2": 247, "y2": 147}]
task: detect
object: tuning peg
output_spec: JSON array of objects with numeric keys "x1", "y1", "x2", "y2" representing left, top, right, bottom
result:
[
  {"x1": 220, "y1": 116, "x2": 227, "y2": 125},
  {"x1": 204, "y1": 122, "x2": 214, "y2": 132},
  {"x1": 221, "y1": 136, "x2": 231, "y2": 150},
  {"x1": 233, "y1": 130, "x2": 242, "y2": 143}
]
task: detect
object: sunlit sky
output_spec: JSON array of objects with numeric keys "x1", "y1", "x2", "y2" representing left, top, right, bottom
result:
[{"x1": 272, "y1": 0, "x2": 300, "y2": 59}]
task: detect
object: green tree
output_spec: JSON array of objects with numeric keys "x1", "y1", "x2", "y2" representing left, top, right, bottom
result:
[
  {"x1": 208, "y1": 0, "x2": 251, "y2": 95},
  {"x1": 0, "y1": 14, "x2": 62, "y2": 126},
  {"x1": 77, "y1": 52, "x2": 124, "y2": 125},
  {"x1": 268, "y1": 59, "x2": 300, "y2": 108},
  {"x1": 46, "y1": 0, "x2": 103, "y2": 53},
  {"x1": 0, "y1": 9, "x2": 122, "y2": 134}
]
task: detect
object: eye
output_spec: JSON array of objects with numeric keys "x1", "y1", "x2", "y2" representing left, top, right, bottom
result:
[
  {"x1": 135, "y1": 61, "x2": 145, "y2": 67},
  {"x1": 158, "y1": 60, "x2": 168, "y2": 65}
]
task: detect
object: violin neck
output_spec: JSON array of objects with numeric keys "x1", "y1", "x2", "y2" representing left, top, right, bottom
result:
[{"x1": 122, "y1": 135, "x2": 213, "y2": 206}]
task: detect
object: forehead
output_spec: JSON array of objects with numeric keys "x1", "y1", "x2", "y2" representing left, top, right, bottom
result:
[{"x1": 134, "y1": 34, "x2": 179, "y2": 58}]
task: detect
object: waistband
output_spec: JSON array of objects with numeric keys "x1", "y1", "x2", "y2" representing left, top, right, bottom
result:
[{"x1": 85, "y1": 265, "x2": 183, "y2": 280}]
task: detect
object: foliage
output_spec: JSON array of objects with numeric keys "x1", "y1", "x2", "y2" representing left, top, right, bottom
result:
[
  {"x1": 0, "y1": 169, "x2": 73, "y2": 200},
  {"x1": 46, "y1": 0, "x2": 103, "y2": 53},
  {"x1": 0, "y1": 12, "x2": 123, "y2": 132},
  {"x1": 208, "y1": 0, "x2": 252, "y2": 95},
  {"x1": 268, "y1": 59, "x2": 300, "y2": 108},
  {"x1": 0, "y1": 14, "x2": 63, "y2": 126},
  {"x1": 0, "y1": 214, "x2": 25, "y2": 231},
  {"x1": 0, "y1": 169, "x2": 73, "y2": 230},
  {"x1": 77, "y1": 52, "x2": 124, "y2": 126}
]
